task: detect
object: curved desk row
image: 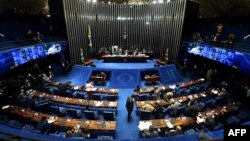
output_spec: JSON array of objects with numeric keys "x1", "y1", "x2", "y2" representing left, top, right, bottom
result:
[
  {"x1": 139, "y1": 78, "x2": 205, "y2": 94},
  {"x1": 139, "y1": 103, "x2": 240, "y2": 130},
  {"x1": 136, "y1": 87, "x2": 228, "y2": 109},
  {"x1": 30, "y1": 90, "x2": 117, "y2": 109},
  {"x1": 49, "y1": 81, "x2": 119, "y2": 95},
  {"x1": 2, "y1": 105, "x2": 116, "y2": 132}
]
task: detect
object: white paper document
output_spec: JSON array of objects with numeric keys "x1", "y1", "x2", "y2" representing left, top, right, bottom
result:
[
  {"x1": 166, "y1": 121, "x2": 174, "y2": 128},
  {"x1": 138, "y1": 122, "x2": 152, "y2": 131},
  {"x1": 2, "y1": 105, "x2": 10, "y2": 109}
]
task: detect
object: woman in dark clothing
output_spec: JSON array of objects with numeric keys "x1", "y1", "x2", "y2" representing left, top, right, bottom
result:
[{"x1": 126, "y1": 96, "x2": 134, "y2": 121}]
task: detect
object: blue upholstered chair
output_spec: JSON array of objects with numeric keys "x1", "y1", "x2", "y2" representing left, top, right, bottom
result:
[
  {"x1": 139, "y1": 110, "x2": 152, "y2": 120},
  {"x1": 67, "y1": 108, "x2": 82, "y2": 118},
  {"x1": 107, "y1": 95, "x2": 117, "y2": 101},
  {"x1": 22, "y1": 124, "x2": 35, "y2": 131},
  {"x1": 92, "y1": 94, "x2": 102, "y2": 100},
  {"x1": 176, "y1": 105, "x2": 186, "y2": 116},
  {"x1": 138, "y1": 95, "x2": 147, "y2": 101},
  {"x1": 50, "y1": 106, "x2": 60, "y2": 115},
  {"x1": 103, "y1": 111, "x2": 116, "y2": 121},
  {"x1": 59, "y1": 107, "x2": 67, "y2": 115},
  {"x1": 84, "y1": 110, "x2": 99, "y2": 120},
  {"x1": 7, "y1": 120, "x2": 23, "y2": 129},
  {"x1": 182, "y1": 89, "x2": 191, "y2": 96}
]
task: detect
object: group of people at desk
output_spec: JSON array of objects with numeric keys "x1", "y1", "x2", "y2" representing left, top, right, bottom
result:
[
  {"x1": 49, "y1": 79, "x2": 118, "y2": 100},
  {"x1": 138, "y1": 86, "x2": 229, "y2": 115},
  {"x1": 138, "y1": 102, "x2": 239, "y2": 138}
]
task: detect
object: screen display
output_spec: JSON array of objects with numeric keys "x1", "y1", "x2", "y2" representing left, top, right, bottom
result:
[
  {"x1": 0, "y1": 51, "x2": 15, "y2": 75},
  {"x1": 187, "y1": 43, "x2": 250, "y2": 76},
  {"x1": 12, "y1": 45, "x2": 45, "y2": 66},
  {"x1": 44, "y1": 43, "x2": 62, "y2": 55}
]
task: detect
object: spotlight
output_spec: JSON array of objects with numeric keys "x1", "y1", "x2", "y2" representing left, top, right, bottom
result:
[
  {"x1": 92, "y1": 0, "x2": 97, "y2": 3},
  {"x1": 158, "y1": 0, "x2": 164, "y2": 3},
  {"x1": 108, "y1": 1, "x2": 111, "y2": 4},
  {"x1": 167, "y1": 0, "x2": 171, "y2": 3},
  {"x1": 87, "y1": 0, "x2": 91, "y2": 2},
  {"x1": 152, "y1": 1, "x2": 157, "y2": 4}
]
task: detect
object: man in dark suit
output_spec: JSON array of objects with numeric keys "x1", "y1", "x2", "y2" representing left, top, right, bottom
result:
[
  {"x1": 126, "y1": 95, "x2": 134, "y2": 121},
  {"x1": 142, "y1": 125, "x2": 159, "y2": 138},
  {"x1": 36, "y1": 116, "x2": 51, "y2": 133}
]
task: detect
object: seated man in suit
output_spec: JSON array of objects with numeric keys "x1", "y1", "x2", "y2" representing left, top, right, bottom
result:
[
  {"x1": 142, "y1": 125, "x2": 159, "y2": 138},
  {"x1": 186, "y1": 95, "x2": 198, "y2": 107},
  {"x1": 66, "y1": 125, "x2": 91, "y2": 138},
  {"x1": 36, "y1": 116, "x2": 52, "y2": 133},
  {"x1": 59, "y1": 81, "x2": 72, "y2": 93},
  {"x1": 100, "y1": 72, "x2": 106, "y2": 80},
  {"x1": 163, "y1": 92, "x2": 174, "y2": 103},
  {"x1": 184, "y1": 104, "x2": 202, "y2": 118},
  {"x1": 164, "y1": 125, "x2": 183, "y2": 136},
  {"x1": 133, "y1": 48, "x2": 139, "y2": 56},
  {"x1": 169, "y1": 100, "x2": 182, "y2": 115},
  {"x1": 140, "y1": 103, "x2": 155, "y2": 112},
  {"x1": 153, "y1": 104, "x2": 164, "y2": 119},
  {"x1": 85, "y1": 81, "x2": 94, "y2": 99},
  {"x1": 151, "y1": 86, "x2": 161, "y2": 100}
]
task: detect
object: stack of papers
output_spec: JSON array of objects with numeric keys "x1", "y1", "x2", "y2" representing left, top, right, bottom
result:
[
  {"x1": 138, "y1": 122, "x2": 152, "y2": 131},
  {"x1": 196, "y1": 116, "x2": 205, "y2": 124},
  {"x1": 109, "y1": 103, "x2": 113, "y2": 106},
  {"x1": 211, "y1": 90, "x2": 218, "y2": 94},
  {"x1": 166, "y1": 121, "x2": 174, "y2": 128},
  {"x1": 74, "y1": 86, "x2": 79, "y2": 90},
  {"x1": 169, "y1": 85, "x2": 176, "y2": 89},
  {"x1": 96, "y1": 102, "x2": 103, "y2": 107},
  {"x1": 2, "y1": 105, "x2": 10, "y2": 109}
]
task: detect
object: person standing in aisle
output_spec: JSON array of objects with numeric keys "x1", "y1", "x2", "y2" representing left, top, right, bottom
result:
[{"x1": 126, "y1": 95, "x2": 134, "y2": 122}]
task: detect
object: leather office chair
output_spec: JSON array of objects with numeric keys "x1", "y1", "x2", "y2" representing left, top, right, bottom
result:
[
  {"x1": 103, "y1": 111, "x2": 116, "y2": 121},
  {"x1": 138, "y1": 95, "x2": 147, "y2": 101},
  {"x1": 84, "y1": 110, "x2": 99, "y2": 120},
  {"x1": 92, "y1": 94, "x2": 102, "y2": 100},
  {"x1": 139, "y1": 110, "x2": 152, "y2": 120},
  {"x1": 67, "y1": 108, "x2": 82, "y2": 118},
  {"x1": 107, "y1": 95, "x2": 117, "y2": 101}
]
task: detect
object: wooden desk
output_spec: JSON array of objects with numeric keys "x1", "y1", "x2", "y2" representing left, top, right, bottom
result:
[
  {"x1": 199, "y1": 103, "x2": 240, "y2": 118},
  {"x1": 2, "y1": 105, "x2": 116, "y2": 131},
  {"x1": 83, "y1": 59, "x2": 93, "y2": 66},
  {"x1": 101, "y1": 55, "x2": 149, "y2": 62},
  {"x1": 139, "y1": 117, "x2": 195, "y2": 129},
  {"x1": 30, "y1": 90, "x2": 117, "y2": 109},
  {"x1": 49, "y1": 81, "x2": 119, "y2": 95},
  {"x1": 136, "y1": 91, "x2": 208, "y2": 108},
  {"x1": 89, "y1": 76, "x2": 106, "y2": 83},
  {"x1": 144, "y1": 76, "x2": 160, "y2": 83},
  {"x1": 157, "y1": 60, "x2": 167, "y2": 65},
  {"x1": 139, "y1": 78, "x2": 205, "y2": 94},
  {"x1": 139, "y1": 103, "x2": 240, "y2": 130}
]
